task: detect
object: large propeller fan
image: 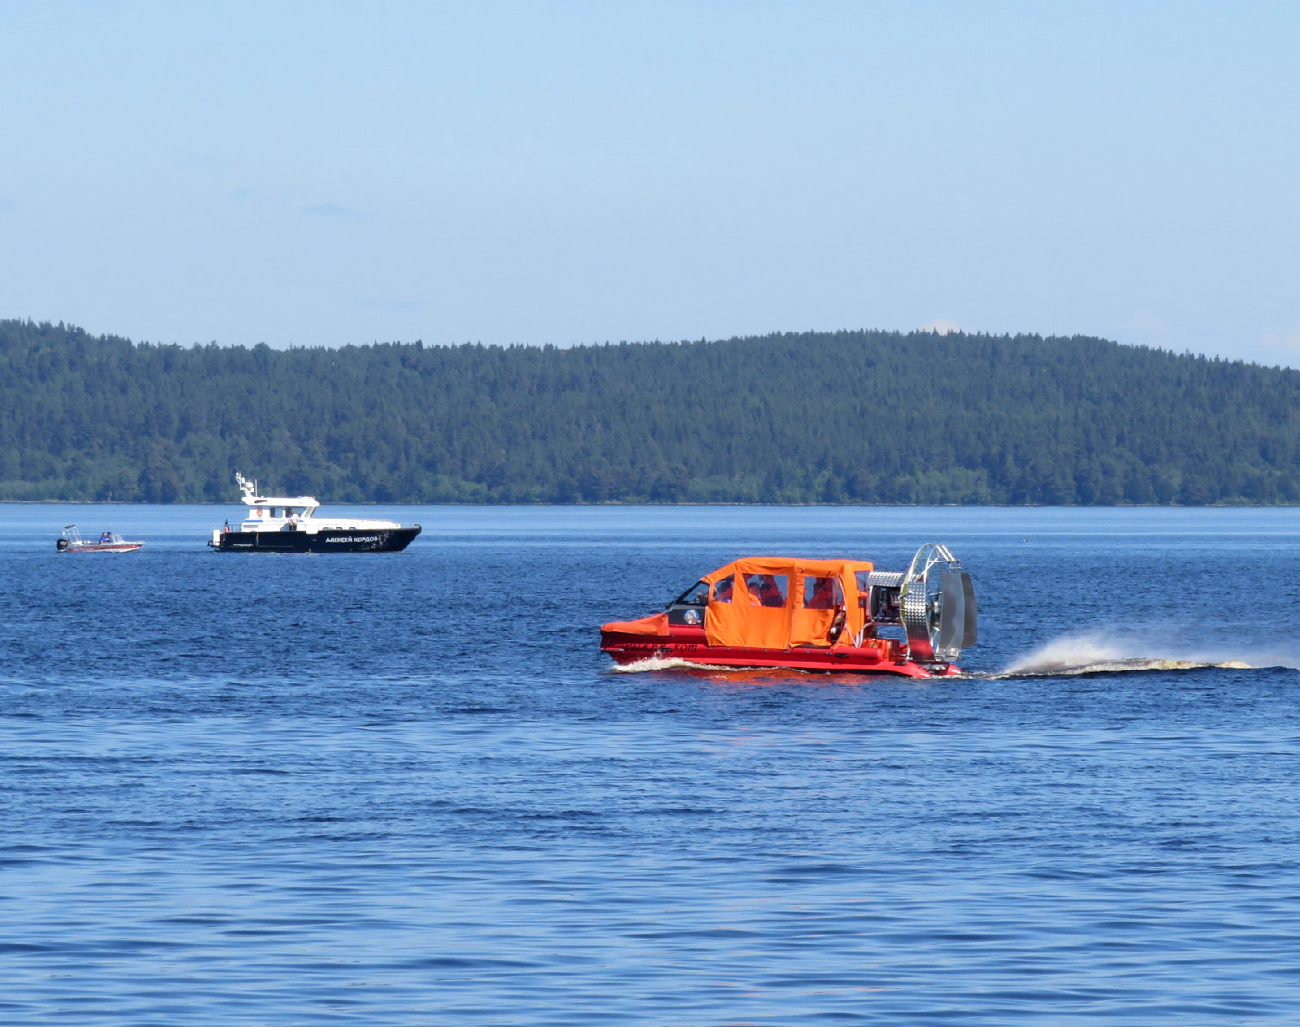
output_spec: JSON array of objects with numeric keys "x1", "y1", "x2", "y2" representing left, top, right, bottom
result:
[{"x1": 899, "y1": 543, "x2": 977, "y2": 663}]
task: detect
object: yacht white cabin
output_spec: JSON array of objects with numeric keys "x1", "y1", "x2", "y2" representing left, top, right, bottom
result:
[
  {"x1": 232, "y1": 473, "x2": 402, "y2": 533},
  {"x1": 210, "y1": 473, "x2": 422, "y2": 553}
]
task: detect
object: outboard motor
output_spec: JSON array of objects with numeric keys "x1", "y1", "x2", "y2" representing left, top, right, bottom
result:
[
  {"x1": 898, "y1": 543, "x2": 978, "y2": 664},
  {"x1": 56, "y1": 537, "x2": 69, "y2": 552}
]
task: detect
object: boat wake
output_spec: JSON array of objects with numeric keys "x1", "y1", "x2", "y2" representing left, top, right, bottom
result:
[
  {"x1": 609, "y1": 634, "x2": 1295, "y2": 681},
  {"x1": 608, "y1": 656, "x2": 742, "y2": 674},
  {"x1": 984, "y1": 633, "x2": 1271, "y2": 679}
]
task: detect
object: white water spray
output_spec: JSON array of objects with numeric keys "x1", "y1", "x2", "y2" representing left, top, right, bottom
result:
[
  {"x1": 992, "y1": 631, "x2": 1268, "y2": 678},
  {"x1": 609, "y1": 633, "x2": 1297, "y2": 680},
  {"x1": 608, "y1": 655, "x2": 741, "y2": 674}
]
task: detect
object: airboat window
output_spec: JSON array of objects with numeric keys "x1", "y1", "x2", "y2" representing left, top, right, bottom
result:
[
  {"x1": 745, "y1": 573, "x2": 788, "y2": 608},
  {"x1": 803, "y1": 575, "x2": 843, "y2": 609},
  {"x1": 674, "y1": 581, "x2": 710, "y2": 606},
  {"x1": 711, "y1": 575, "x2": 734, "y2": 604},
  {"x1": 855, "y1": 571, "x2": 871, "y2": 608}
]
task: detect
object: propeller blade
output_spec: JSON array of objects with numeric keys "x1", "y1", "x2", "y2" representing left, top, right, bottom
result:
[
  {"x1": 937, "y1": 570, "x2": 965, "y2": 655},
  {"x1": 961, "y1": 572, "x2": 978, "y2": 647}
]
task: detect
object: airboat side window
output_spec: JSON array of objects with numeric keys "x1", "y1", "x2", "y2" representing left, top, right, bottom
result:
[
  {"x1": 674, "y1": 581, "x2": 710, "y2": 606},
  {"x1": 855, "y1": 571, "x2": 872, "y2": 609},
  {"x1": 803, "y1": 575, "x2": 843, "y2": 609},
  {"x1": 745, "y1": 573, "x2": 788, "y2": 607},
  {"x1": 711, "y1": 575, "x2": 734, "y2": 604}
]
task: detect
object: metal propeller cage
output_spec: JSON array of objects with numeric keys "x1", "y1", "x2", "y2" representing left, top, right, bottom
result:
[{"x1": 899, "y1": 543, "x2": 978, "y2": 663}]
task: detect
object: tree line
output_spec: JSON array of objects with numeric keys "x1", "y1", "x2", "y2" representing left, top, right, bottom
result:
[{"x1": 3, "y1": 318, "x2": 1299, "y2": 505}]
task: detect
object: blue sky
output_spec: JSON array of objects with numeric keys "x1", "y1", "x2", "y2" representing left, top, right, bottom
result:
[{"x1": 1, "y1": 1, "x2": 1297, "y2": 363}]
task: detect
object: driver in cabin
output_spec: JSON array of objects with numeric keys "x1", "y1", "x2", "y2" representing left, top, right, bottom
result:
[
  {"x1": 807, "y1": 577, "x2": 837, "y2": 609},
  {"x1": 288, "y1": 509, "x2": 300, "y2": 530},
  {"x1": 712, "y1": 577, "x2": 733, "y2": 603},
  {"x1": 748, "y1": 574, "x2": 785, "y2": 607}
]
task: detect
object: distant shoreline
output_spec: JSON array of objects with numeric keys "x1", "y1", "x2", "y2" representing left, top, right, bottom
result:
[{"x1": 8, "y1": 322, "x2": 1300, "y2": 508}]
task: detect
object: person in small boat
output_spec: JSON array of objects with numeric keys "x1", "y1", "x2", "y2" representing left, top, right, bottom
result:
[
  {"x1": 99, "y1": 531, "x2": 111, "y2": 544},
  {"x1": 712, "y1": 576, "x2": 733, "y2": 603}
]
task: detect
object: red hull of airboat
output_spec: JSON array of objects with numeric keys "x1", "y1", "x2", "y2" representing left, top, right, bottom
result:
[{"x1": 600, "y1": 627, "x2": 960, "y2": 678}]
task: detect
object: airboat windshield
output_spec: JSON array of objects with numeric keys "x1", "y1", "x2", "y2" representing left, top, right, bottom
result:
[{"x1": 672, "y1": 581, "x2": 710, "y2": 606}]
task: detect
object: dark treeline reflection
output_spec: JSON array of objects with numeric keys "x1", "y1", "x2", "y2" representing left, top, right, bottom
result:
[{"x1": 4, "y1": 319, "x2": 1299, "y2": 505}]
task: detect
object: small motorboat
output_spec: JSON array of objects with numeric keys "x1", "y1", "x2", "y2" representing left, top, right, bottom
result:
[
  {"x1": 601, "y1": 543, "x2": 977, "y2": 677},
  {"x1": 208, "y1": 473, "x2": 422, "y2": 553},
  {"x1": 56, "y1": 524, "x2": 144, "y2": 553}
]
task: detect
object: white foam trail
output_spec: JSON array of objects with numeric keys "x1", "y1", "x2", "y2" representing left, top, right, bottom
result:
[
  {"x1": 608, "y1": 656, "x2": 742, "y2": 674},
  {"x1": 990, "y1": 631, "x2": 1261, "y2": 679},
  {"x1": 611, "y1": 634, "x2": 1295, "y2": 680}
]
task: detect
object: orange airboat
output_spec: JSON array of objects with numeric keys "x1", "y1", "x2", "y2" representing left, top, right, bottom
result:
[{"x1": 600, "y1": 544, "x2": 977, "y2": 678}]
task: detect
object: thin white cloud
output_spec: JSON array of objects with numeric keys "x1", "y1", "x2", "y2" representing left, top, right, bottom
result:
[
  {"x1": 1262, "y1": 330, "x2": 1300, "y2": 352},
  {"x1": 301, "y1": 202, "x2": 370, "y2": 221}
]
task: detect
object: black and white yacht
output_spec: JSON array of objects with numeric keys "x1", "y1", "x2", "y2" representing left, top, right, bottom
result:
[{"x1": 208, "y1": 473, "x2": 422, "y2": 553}]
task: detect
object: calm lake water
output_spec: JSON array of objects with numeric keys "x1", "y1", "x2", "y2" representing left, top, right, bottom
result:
[{"x1": 2, "y1": 504, "x2": 1299, "y2": 1025}]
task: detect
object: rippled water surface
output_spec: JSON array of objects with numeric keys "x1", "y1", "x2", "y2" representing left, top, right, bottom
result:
[{"x1": 2, "y1": 505, "x2": 1299, "y2": 1025}]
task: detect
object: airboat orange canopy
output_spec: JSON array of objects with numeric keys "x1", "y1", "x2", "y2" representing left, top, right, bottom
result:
[{"x1": 699, "y1": 557, "x2": 874, "y2": 649}]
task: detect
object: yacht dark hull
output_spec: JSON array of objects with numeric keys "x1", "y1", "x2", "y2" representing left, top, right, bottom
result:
[{"x1": 211, "y1": 526, "x2": 421, "y2": 553}]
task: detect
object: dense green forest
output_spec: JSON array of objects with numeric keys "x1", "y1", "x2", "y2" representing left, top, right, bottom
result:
[{"x1": 2, "y1": 318, "x2": 1299, "y2": 505}]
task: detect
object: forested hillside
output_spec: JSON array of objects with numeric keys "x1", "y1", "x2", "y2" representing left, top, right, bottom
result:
[{"x1": 3, "y1": 318, "x2": 1298, "y2": 505}]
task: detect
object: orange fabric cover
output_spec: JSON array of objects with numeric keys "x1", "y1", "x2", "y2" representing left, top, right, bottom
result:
[
  {"x1": 703, "y1": 558, "x2": 873, "y2": 650},
  {"x1": 601, "y1": 612, "x2": 669, "y2": 636}
]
